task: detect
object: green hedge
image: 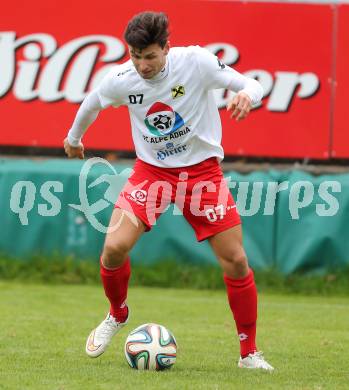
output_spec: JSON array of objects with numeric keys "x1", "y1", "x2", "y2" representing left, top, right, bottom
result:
[{"x1": 1, "y1": 255, "x2": 349, "y2": 296}]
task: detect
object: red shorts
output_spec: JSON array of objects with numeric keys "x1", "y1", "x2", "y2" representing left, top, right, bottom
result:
[{"x1": 115, "y1": 157, "x2": 241, "y2": 241}]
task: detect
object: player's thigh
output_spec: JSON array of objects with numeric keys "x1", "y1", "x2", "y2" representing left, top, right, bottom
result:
[{"x1": 103, "y1": 207, "x2": 146, "y2": 254}]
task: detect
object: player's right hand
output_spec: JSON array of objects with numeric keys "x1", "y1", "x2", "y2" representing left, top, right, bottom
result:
[{"x1": 63, "y1": 137, "x2": 85, "y2": 159}]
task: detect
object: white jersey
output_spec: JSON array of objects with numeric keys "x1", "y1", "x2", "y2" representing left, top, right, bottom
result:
[{"x1": 68, "y1": 46, "x2": 263, "y2": 168}]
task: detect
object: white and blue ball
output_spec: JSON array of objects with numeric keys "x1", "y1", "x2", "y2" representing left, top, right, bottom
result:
[{"x1": 124, "y1": 323, "x2": 177, "y2": 370}]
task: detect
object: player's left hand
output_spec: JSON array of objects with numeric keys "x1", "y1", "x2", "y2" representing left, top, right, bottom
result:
[{"x1": 227, "y1": 92, "x2": 252, "y2": 121}]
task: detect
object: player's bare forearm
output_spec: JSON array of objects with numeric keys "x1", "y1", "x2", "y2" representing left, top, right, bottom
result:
[{"x1": 226, "y1": 92, "x2": 252, "y2": 122}]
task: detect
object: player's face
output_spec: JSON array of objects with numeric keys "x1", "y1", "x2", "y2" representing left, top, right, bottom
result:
[{"x1": 129, "y1": 43, "x2": 169, "y2": 79}]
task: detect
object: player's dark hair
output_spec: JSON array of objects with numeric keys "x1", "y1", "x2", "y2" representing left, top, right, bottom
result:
[{"x1": 124, "y1": 11, "x2": 169, "y2": 50}]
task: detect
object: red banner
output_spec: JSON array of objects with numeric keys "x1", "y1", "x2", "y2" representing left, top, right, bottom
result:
[
  {"x1": 0, "y1": 1, "x2": 337, "y2": 158},
  {"x1": 332, "y1": 4, "x2": 349, "y2": 158}
]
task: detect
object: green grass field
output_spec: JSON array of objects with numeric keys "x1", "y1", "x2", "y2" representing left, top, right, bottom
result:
[{"x1": 1, "y1": 282, "x2": 348, "y2": 390}]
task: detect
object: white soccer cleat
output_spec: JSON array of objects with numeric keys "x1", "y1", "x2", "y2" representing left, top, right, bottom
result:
[
  {"x1": 86, "y1": 311, "x2": 129, "y2": 358},
  {"x1": 238, "y1": 351, "x2": 274, "y2": 371}
]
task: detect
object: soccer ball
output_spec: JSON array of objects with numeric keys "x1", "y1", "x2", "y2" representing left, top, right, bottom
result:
[{"x1": 124, "y1": 323, "x2": 177, "y2": 370}]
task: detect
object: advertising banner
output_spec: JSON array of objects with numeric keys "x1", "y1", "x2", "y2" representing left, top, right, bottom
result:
[
  {"x1": 332, "y1": 4, "x2": 349, "y2": 158},
  {"x1": 0, "y1": 1, "x2": 334, "y2": 158}
]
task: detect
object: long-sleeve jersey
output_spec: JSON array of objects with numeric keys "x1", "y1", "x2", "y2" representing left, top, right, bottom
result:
[{"x1": 68, "y1": 45, "x2": 263, "y2": 167}]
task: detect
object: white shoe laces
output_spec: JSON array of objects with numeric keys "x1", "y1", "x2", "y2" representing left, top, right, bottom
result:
[
  {"x1": 250, "y1": 351, "x2": 273, "y2": 369},
  {"x1": 253, "y1": 351, "x2": 265, "y2": 360},
  {"x1": 98, "y1": 316, "x2": 119, "y2": 338}
]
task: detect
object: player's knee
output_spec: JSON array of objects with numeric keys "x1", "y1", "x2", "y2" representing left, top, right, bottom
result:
[
  {"x1": 101, "y1": 242, "x2": 129, "y2": 268},
  {"x1": 223, "y1": 246, "x2": 248, "y2": 268},
  {"x1": 222, "y1": 248, "x2": 249, "y2": 278}
]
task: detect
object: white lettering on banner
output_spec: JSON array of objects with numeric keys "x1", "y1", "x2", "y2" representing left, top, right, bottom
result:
[
  {"x1": 215, "y1": 70, "x2": 320, "y2": 111},
  {"x1": 0, "y1": 32, "x2": 320, "y2": 110},
  {"x1": 0, "y1": 32, "x2": 125, "y2": 103},
  {"x1": 205, "y1": 43, "x2": 321, "y2": 111}
]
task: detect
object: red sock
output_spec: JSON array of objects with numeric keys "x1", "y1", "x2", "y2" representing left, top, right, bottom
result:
[
  {"x1": 223, "y1": 268, "x2": 257, "y2": 358},
  {"x1": 100, "y1": 257, "x2": 131, "y2": 322}
]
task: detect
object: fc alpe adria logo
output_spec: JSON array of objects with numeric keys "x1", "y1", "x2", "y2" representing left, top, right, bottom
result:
[{"x1": 144, "y1": 102, "x2": 184, "y2": 137}]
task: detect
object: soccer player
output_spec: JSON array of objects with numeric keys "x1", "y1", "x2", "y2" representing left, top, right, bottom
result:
[{"x1": 64, "y1": 11, "x2": 273, "y2": 370}]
